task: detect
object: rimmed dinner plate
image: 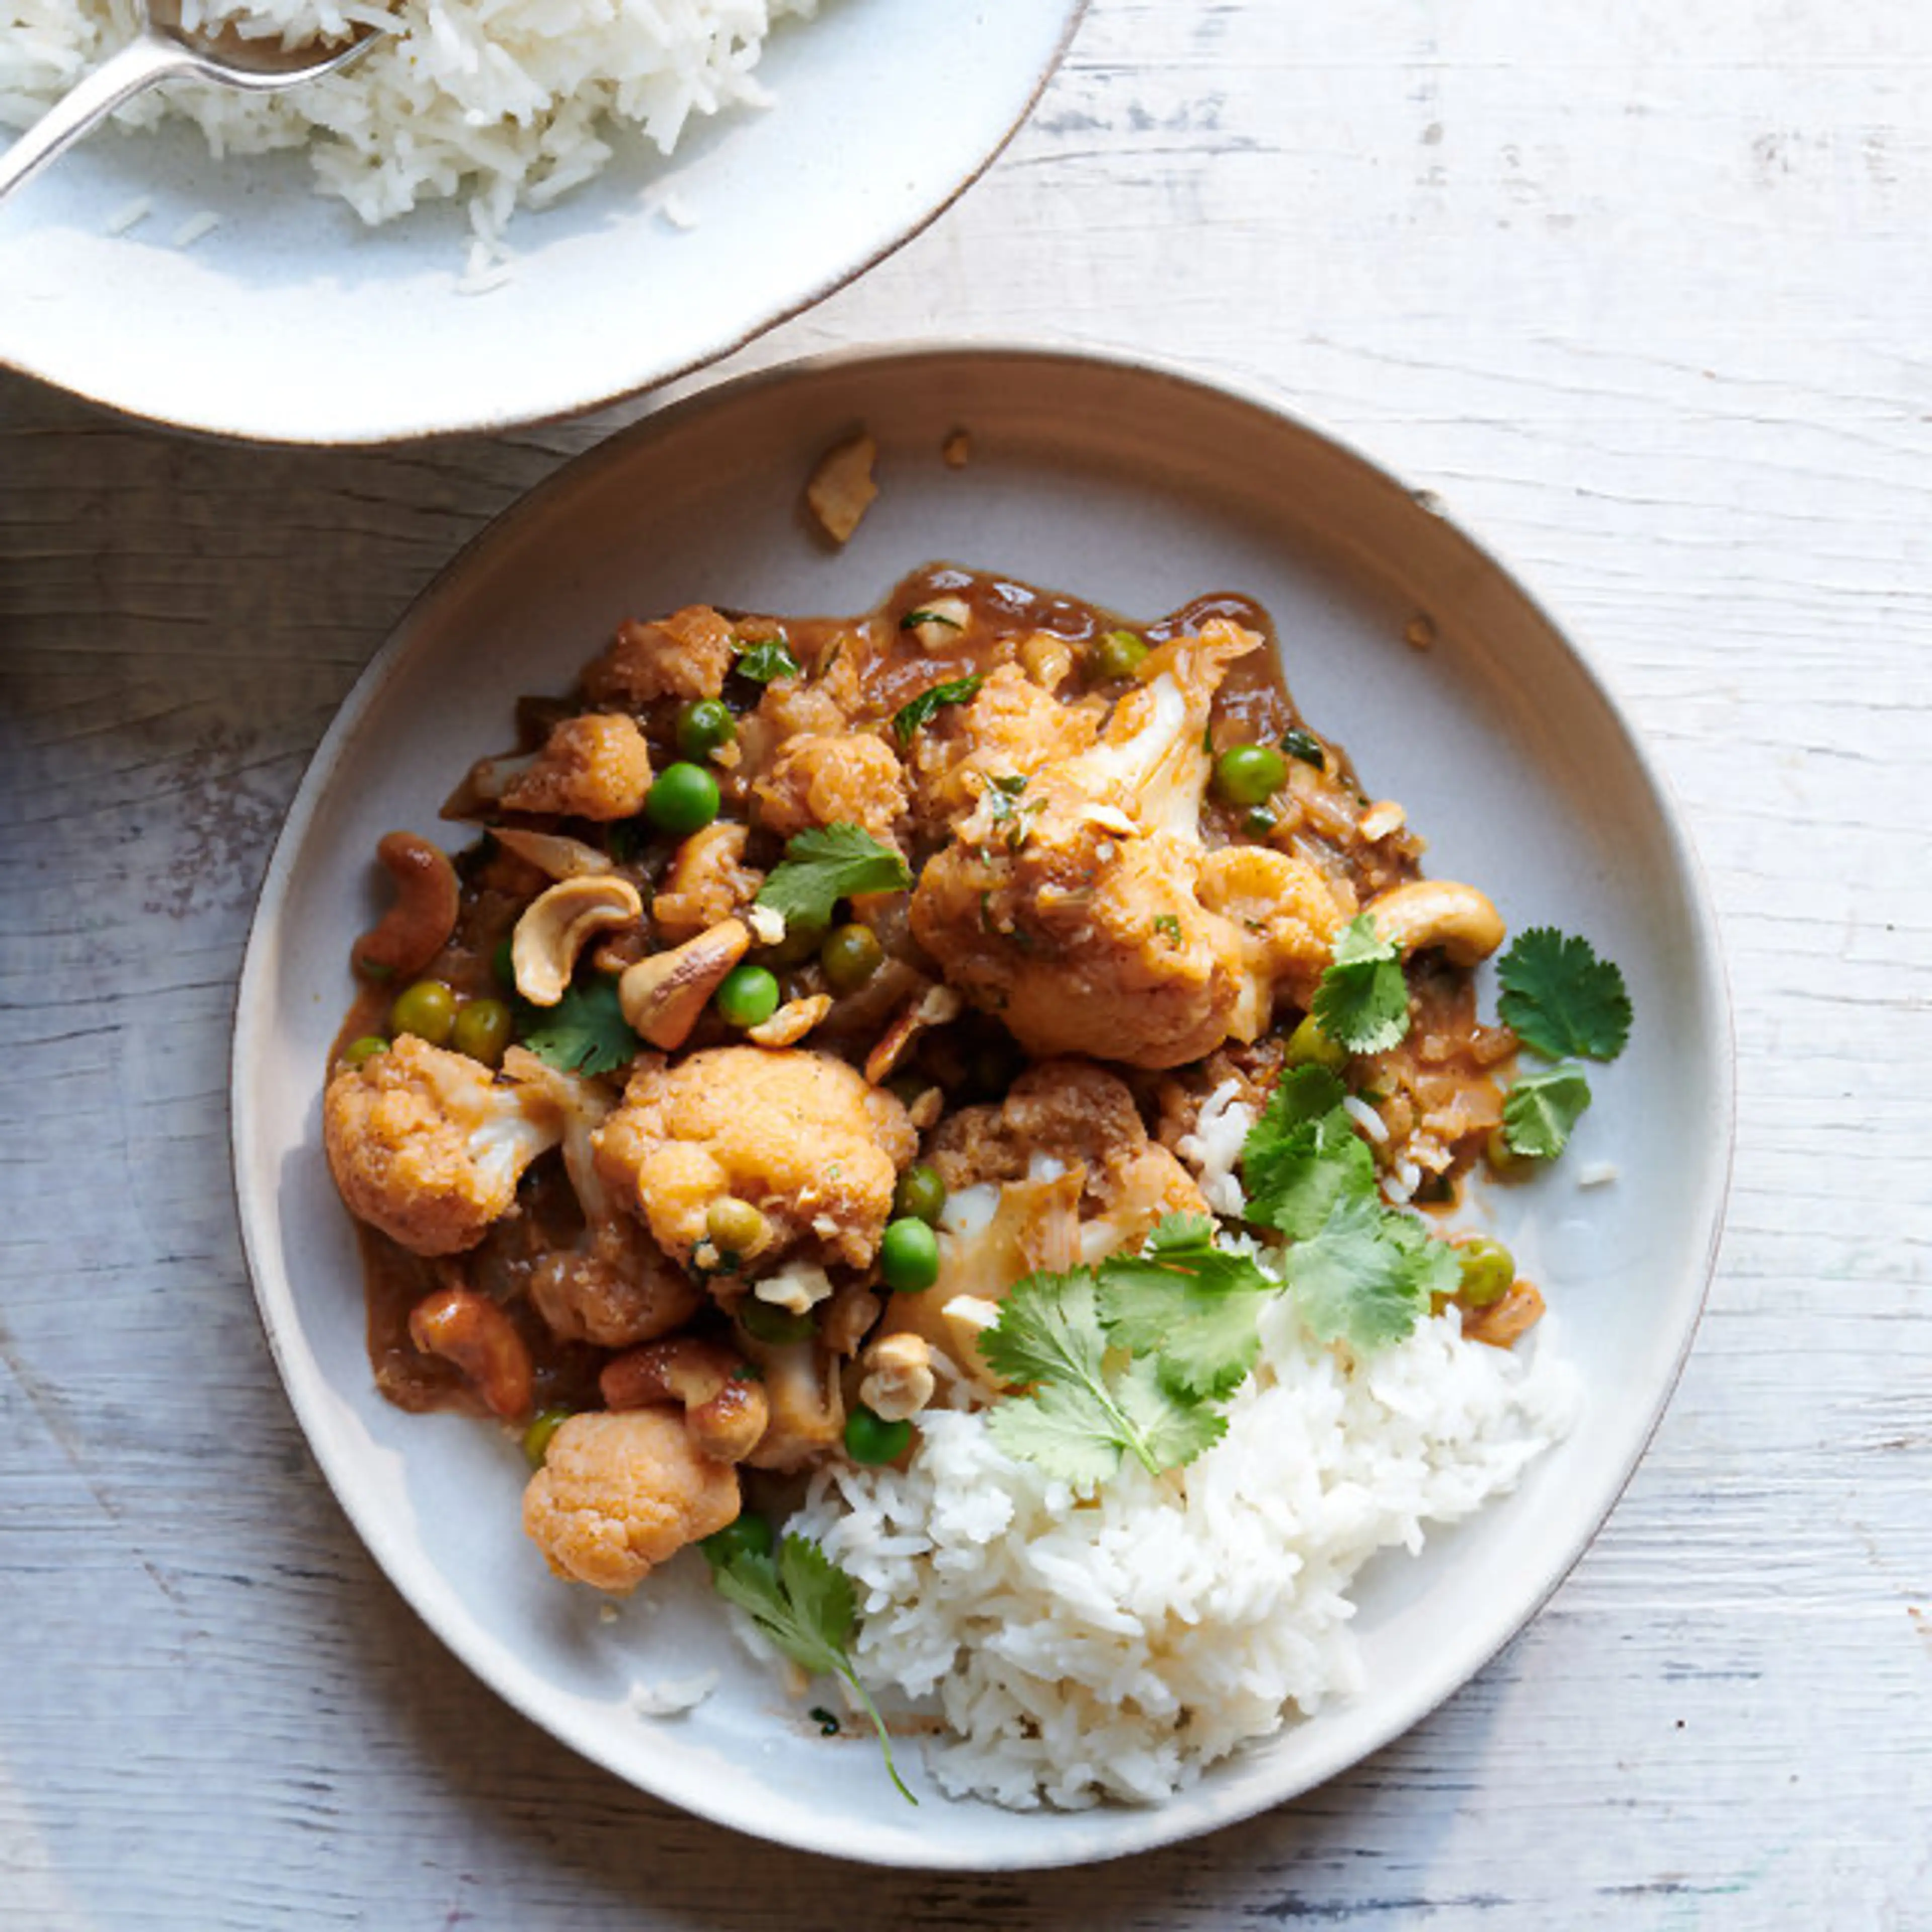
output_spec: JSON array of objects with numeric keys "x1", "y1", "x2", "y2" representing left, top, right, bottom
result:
[
  {"x1": 231, "y1": 343, "x2": 1732, "y2": 1868},
  {"x1": 0, "y1": 1, "x2": 1084, "y2": 444}
]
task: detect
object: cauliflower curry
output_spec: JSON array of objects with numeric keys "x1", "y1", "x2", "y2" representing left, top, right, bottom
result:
[{"x1": 323, "y1": 565, "x2": 1528, "y2": 1598}]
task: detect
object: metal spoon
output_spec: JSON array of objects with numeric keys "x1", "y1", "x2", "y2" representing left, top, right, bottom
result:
[{"x1": 0, "y1": 2, "x2": 385, "y2": 206}]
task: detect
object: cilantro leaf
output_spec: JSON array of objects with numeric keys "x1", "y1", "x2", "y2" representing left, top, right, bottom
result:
[
  {"x1": 982, "y1": 1269, "x2": 1218, "y2": 1481},
  {"x1": 1311, "y1": 914, "x2": 1411, "y2": 1053},
  {"x1": 891, "y1": 674, "x2": 984, "y2": 747},
  {"x1": 1240, "y1": 1066, "x2": 1379, "y2": 1240},
  {"x1": 1497, "y1": 927, "x2": 1632, "y2": 1062},
  {"x1": 515, "y1": 976, "x2": 638, "y2": 1076},
  {"x1": 708, "y1": 1535, "x2": 914, "y2": 1804},
  {"x1": 1284, "y1": 1193, "x2": 1457, "y2": 1354},
  {"x1": 754, "y1": 824, "x2": 912, "y2": 930},
  {"x1": 1502, "y1": 1063, "x2": 1593, "y2": 1158},
  {"x1": 900, "y1": 607, "x2": 964, "y2": 633},
  {"x1": 732, "y1": 636, "x2": 801, "y2": 683},
  {"x1": 1098, "y1": 1214, "x2": 1272, "y2": 1400}
]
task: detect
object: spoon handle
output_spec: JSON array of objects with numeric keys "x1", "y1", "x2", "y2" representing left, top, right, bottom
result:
[{"x1": 0, "y1": 32, "x2": 192, "y2": 207}]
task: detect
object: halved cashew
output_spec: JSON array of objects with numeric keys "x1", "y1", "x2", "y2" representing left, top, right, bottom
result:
[
  {"x1": 354, "y1": 831, "x2": 459, "y2": 983},
  {"x1": 513, "y1": 875, "x2": 645, "y2": 1006},
  {"x1": 805, "y1": 430, "x2": 877, "y2": 544},
  {"x1": 493, "y1": 826, "x2": 616, "y2": 881},
  {"x1": 599, "y1": 1335, "x2": 770, "y2": 1464},
  {"x1": 617, "y1": 918, "x2": 750, "y2": 1049},
  {"x1": 408, "y1": 1285, "x2": 532, "y2": 1420},
  {"x1": 864, "y1": 983, "x2": 965, "y2": 1086},
  {"x1": 1366, "y1": 879, "x2": 1506, "y2": 967},
  {"x1": 858, "y1": 1332, "x2": 935, "y2": 1423},
  {"x1": 940, "y1": 1293, "x2": 1006, "y2": 1393},
  {"x1": 748, "y1": 993, "x2": 832, "y2": 1049}
]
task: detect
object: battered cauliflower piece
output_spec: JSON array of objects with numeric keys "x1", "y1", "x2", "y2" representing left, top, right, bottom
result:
[
  {"x1": 522, "y1": 1409, "x2": 739, "y2": 1593},
  {"x1": 594, "y1": 1046, "x2": 917, "y2": 1270},
  {"x1": 911, "y1": 621, "x2": 1287, "y2": 1069},
  {"x1": 325, "y1": 1034, "x2": 564, "y2": 1256},
  {"x1": 498, "y1": 713, "x2": 653, "y2": 822},
  {"x1": 752, "y1": 731, "x2": 909, "y2": 847},
  {"x1": 651, "y1": 823, "x2": 763, "y2": 943},
  {"x1": 905, "y1": 662, "x2": 1101, "y2": 833},
  {"x1": 582, "y1": 605, "x2": 738, "y2": 705}
]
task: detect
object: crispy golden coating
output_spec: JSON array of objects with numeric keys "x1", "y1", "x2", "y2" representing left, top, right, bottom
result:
[
  {"x1": 521, "y1": 1409, "x2": 739, "y2": 1593},
  {"x1": 324, "y1": 1035, "x2": 562, "y2": 1256},
  {"x1": 910, "y1": 621, "x2": 1337, "y2": 1070},
  {"x1": 651, "y1": 823, "x2": 763, "y2": 942},
  {"x1": 582, "y1": 606, "x2": 737, "y2": 705},
  {"x1": 593, "y1": 1046, "x2": 917, "y2": 1269},
  {"x1": 905, "y1": 663, "x2": 1101, "y2": 833},
  {"x1": 498, "y1": 713, "x2": 654, "y2": 822},
  {"x1": 752, "y1": 731, "x2": 909, "y2": 846}
]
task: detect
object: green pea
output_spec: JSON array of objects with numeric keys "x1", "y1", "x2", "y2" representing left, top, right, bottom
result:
[
  {"x1": 1213, "y1": 743, "x2": 1289, "y2": 808},
  {"x1": 645, "y1": 761, "x2": 720, "y2": 837},
  {"x1": 521, "y1": 1405, "x2": 573, "y2": 1469},
  {"x1": 1283, "y1": 1012, "x2": 1348, "y2": 1072},
  {"x1": 820, "y1": 921, "x2": 883, "y2": 994},
  {"x1": 341, "y1": 1034, "x2": 389, "y2": 1069},
  {"x1": 675, "y1": 698, "x2": 737, "y2": 762},
  {"x1": 715, "y1": 963, "x2": 780, "y2": 1029},
  {"x1": 389, "y1": 979, "x2": 456, "y2": 1046},
  {"x1": 1457, "y1": 1236, "x2": 1516, "y2": 1308},
  {"x1": 700, "y1": 1511, "x2": 774, "y2": 1566},
  {"x1": 892, "y1": 1164, "x2": 947, "y2": 1227},
  {"x1": 879, "y1": 1216, "x2": 941, "y2": 1294},
  {"x1": 451, "y1": 997, "x2": 513, "y2": 1068},
  {"x1": 706, "y1": 1195, "x2": 771, "y2": 1259},
  {"x1": 844, "y1": 1405, "x2": 912, "y2": 1466},
  {"x1": 739, "y1": 1298, "x2": 815, "y2": 1346},
  {"x1": 1089, "y1": 629, "x2": 1148, "y2": 681}
]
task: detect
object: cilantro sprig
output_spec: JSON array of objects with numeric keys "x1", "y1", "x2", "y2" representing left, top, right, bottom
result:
[
  {"x1": 707, "y1": 1534, "x2": 914, "y2": 1804},
  {"x1": 1311, "y1": 914, "x2": 1411, "y2": 1054},
  {"x1": 1497, "y1": 927, "x2": 1632, "y2": 1062},
  {"x1": 1240, "y1": 1066, "x2": 1377, "y2": 1239},
  {"x1": 891, "y1": 674, "x2": 984, "y2": 747},
  {"x1": 1097, "y1": 1214, "x2": 1273, "y2": 1400},
  {"x1": 515, "y1": 975, "x2": 639, "y2": 1076},
  {"x1": 1494, "y1": 927, "x2": 1631, "y2": 1159},
  {"x1": 732, "y1": 636, "x2": 801, "y2": 684},
  {"x1": 754, "y1": 824, "x2": 912, "y2": 931}
]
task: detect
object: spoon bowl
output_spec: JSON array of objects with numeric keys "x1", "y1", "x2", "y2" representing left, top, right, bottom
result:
[{"x1": 0, "y1": 2, "x2": 385, "y2": 204}]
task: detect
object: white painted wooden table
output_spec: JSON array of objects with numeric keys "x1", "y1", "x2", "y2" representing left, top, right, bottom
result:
[{"x1": 3, "y1": 2, "x2": 1928, "y2": 1924}]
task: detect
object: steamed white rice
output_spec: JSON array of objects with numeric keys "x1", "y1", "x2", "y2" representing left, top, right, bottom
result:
[
  {"x1": 0, "y1": 0, "x2": 820, "y2": 253},
  {"x1": 788, "y1": 1294, "x2": 1580, "y2": 1809}
]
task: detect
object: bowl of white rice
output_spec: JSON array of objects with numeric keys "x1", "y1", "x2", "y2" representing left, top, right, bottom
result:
[{"x1": 0, "y1": 0, "x2": 1086, "y2": 442}]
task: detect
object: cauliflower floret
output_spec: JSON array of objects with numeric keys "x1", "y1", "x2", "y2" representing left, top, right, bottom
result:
[
  {"x1": 325, "y1": 1034, "x2": 564, "y2": 1256},
  {"x1": 594, "y1": 1047, "x2": 917, "y2": 1269},
  {"x1": 1195, "y1": 843, "x2": 1349, "y2": 1029},
  {"x1": 752, "y1": 731, "x2": 909, "y2": 846},
  {"x1": 522, "y1": 1409, "x2": 739, "y2": 1593},
  {"x1": 498, "y1": 713, "x2": 653, "y2": 822},
  {"x1": 582, "y1": 606, "x2": 738, "y2": 705},
  {"x1": 905, "y1": 662, "x2": 1101, "y2": 833},
  {"x1": 652, "y1": 823, "x2": 763, "y2": 942},
  {"x1": 910, "y1": 621, "x2": 1340, "y2": 1070}
]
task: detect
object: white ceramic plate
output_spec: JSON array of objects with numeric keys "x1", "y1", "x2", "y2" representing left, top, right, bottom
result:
[
  {"x1": 232, "y1": 344, "x2": 1732, "y2": 1868},
  {"x1": 0, "y1": 3, "x2": 1083, "y2": 444}
]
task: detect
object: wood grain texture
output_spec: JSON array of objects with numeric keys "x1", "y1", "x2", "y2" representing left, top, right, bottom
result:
[{"x1": 3, "y1": 0, "x2": 1930, "y2": 1925}]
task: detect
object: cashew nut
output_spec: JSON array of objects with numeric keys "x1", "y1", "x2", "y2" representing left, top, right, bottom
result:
[
  {"x1": 617, "y1": 918, "x2": 750, "y2": 1049},
  {"x1": 804, "y1": 430, "x2": 877, "y2": 545},
  {"x1": 864, "y1": 982, "x2": 965, "y2": 1086},
  {"x1": 858, "y1": 1332, "x2": 935, "y2": 1423},
  {"x1": 748, "y1": 993, "x2": 833, "y2": 1049},
  {"x1": 512, "y1": 875, "x2": 645, "y2": 1006},
  {"x1": 1366, "y1": 879, "x2": 1506, "y2": 967},
  {"x1": 599, "y1": 1336, "x2": 770, "y2": 1464},
  {"x1": 353, "y1": 831, "x2": 460, "y2": 984},
  {"x1": 492, "y1": 826, "x2": 617, "y2": 881},
  {"x1": 408, "y1": 1285, "x2": 532, "y2": 1420}
]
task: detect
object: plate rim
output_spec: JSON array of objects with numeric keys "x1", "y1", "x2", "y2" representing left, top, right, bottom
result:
[
  {"x1": 230, "y1": 338, "x2": 1735, "y2": 1867},
  {"x1": 0, "y1": 3, "x2": 1090, "y2": 446}
]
